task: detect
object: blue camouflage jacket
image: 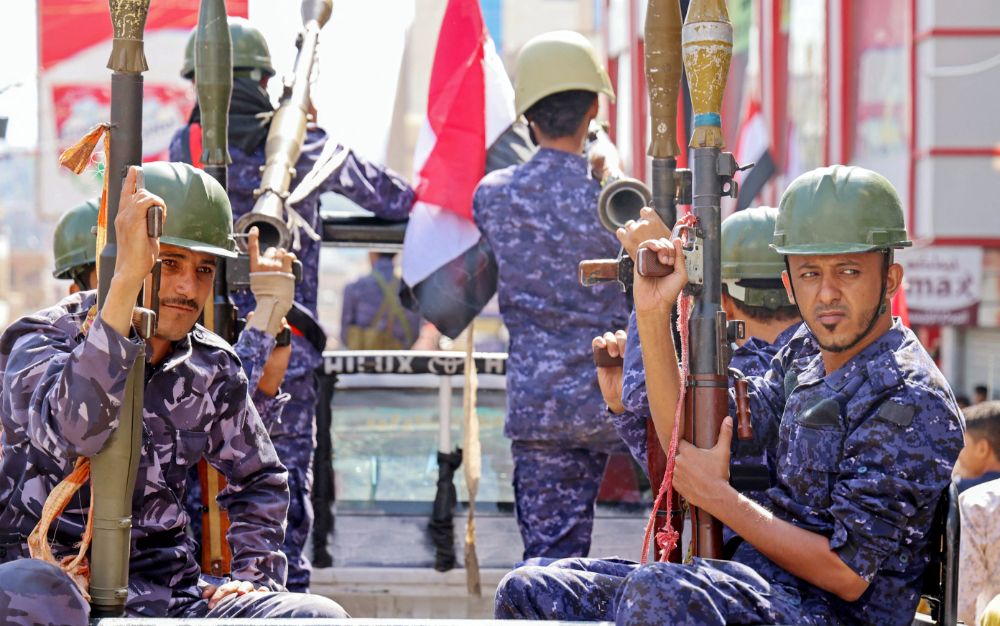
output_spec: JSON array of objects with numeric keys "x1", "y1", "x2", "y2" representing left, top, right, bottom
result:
[
  {"x1": 732, "y1": 319, "x2": 964, "y2": 626},
  {"x1": 612, "y1": 307, "x2": 801, "y2": 472},
  {"x1": 472, "y1": 148, "x2": 630, "y2": 443},
  {"x1": 0, "y1": 291, "x2": 290, "y2": 615}
]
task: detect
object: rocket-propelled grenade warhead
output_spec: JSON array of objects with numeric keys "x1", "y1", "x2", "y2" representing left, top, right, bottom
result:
[
  {"x1": 107, "y1": 0, "x2": 151, "y2": 73},
  {"x1": 645, "y1": 0, "x2": 684, "y2": 158},
  {"x1": 195, "y1": 0, "x2": 233, "y2": 169},
  {"x1": 682, "y1": 0, "x2": 733, "y2": 149}
]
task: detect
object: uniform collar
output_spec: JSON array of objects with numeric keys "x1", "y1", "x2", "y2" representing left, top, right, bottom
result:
[
  {"x1": 733, "y1": 321, "x2": 801, "y2": 357},
  {"x1": 796, "y1": 319, "x2": 907, "y2": 392},
  {"x1": 774, "y1": 321, "x2": 803, "y2": 348},
  {"x1": 530, "y1": 147, "x2": 591, "y2": 178},
  {"x1": 372, "y1": 257, "x2": 395, "y2": 277},
  {"x1": 153, "y1": 327, "x2": 202, "y2": 371}
]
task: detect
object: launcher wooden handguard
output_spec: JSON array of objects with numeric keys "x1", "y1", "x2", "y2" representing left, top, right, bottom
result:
[
  {"x1": 636, "y1": 247, "x2": 676, "y2": 277},
  {"x1": 733, "y1": 378, "x2": 753, "y2": 439},
  {"x1": 199, "y1": 459, "x2": 233, "y2": 576}
]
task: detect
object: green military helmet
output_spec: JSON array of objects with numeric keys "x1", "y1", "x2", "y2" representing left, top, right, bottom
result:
[
  {"x1": 722, "y1": 207, "x2": 785, "y2": 280},
  {"x1": 181, "y1": 17, "x2": 275, "y2": 79},
  {"x1": 772, "y1": 165, "x2": 912, "y2": 256},
  {"x1": 141, "y1": 162, "x2": 238, "y2": 258},
  {"x1": 515, "y1": 30, "x2": 616, "y2": 118},
  {"x1": 53, "y1": 197, "x2": 100, "y2": 280},
  {"x1": 722, "y1": 207, "x2": 791, "y2": 310}
]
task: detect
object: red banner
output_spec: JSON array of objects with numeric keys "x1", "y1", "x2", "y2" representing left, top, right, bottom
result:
[
  {"x1": 53, "y1": 85, "x2": 195, "y2": 162},
  {"x1": 40, "y1": 0, "x2": 248, "y2": 69}
]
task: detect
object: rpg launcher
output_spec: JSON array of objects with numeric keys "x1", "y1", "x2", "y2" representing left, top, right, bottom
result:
[
  {"x1": 235, "y1": 0, "x2": 334, "y2": 253},
  {"x1": 635, "y1": 0, "x2": 755, "y2": 560},
  {"x1": 90, "y1": 0, "x2": 159, "y2": 617}
]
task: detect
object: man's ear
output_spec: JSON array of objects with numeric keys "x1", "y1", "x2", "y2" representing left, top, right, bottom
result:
[
  {"x1": 886, "y1": 263, "x2": 904, "y2": 299},
  {"x1": 587, "y1": 96, "x2": 600, "y2": 121},
  {"x1": 69, "y1": 284, "x2": 80, "y2": 295},
  {"x1": 782, "y1": 271, "x2": 795, "y2": 304}
]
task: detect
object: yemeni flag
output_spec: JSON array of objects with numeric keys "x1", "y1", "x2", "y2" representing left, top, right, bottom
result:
[
  {"x1": 731, "y1": 97, "x2": 775, "y2": 215},
  {"x1": 400, "y1": 0, "x2": 520, "y2": 338}
]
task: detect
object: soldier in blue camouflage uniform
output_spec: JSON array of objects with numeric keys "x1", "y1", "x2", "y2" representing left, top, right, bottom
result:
[
  {"x1": 599, "y1": 207, "x2": 801, "y2": 486},
  {"x1": 495, "y1": 166, "x2": 965, "y2": 626},
  {"x1": 341, "y1": 252, "x2": 424, "y2": 349},
  {"x1": 472, "y1": 31, "x2": 629, "y2": 561},
  {"x1": 0, "y1": 163, "x2": 347, "y2": 625},
  {"x1": 169, "y1": 18, "x2": 415, "y2": 591}
]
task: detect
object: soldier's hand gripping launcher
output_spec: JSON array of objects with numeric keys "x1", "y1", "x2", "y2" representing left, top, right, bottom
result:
[{"x1": 236, "y1": 0, "x2": 334, "y2": 253}]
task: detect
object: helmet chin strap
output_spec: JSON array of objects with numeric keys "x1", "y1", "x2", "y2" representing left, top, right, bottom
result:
[{"x1": 784, "y1": 251, "x2": 890, "y2": 346}]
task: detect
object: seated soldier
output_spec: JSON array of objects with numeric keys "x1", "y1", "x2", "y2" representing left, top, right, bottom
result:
[
  {"x1": 594, "y1": 207, "x2": 801, "y2": 557},
  {"x1": 0, "y1": 163, "x2": 346, "y2": 625},
  {"x1": 494, "y1": 166, "x2": 964, "y2": 626}
]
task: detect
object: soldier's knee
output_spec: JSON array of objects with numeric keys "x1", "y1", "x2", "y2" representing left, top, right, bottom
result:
[
  {"x1": 494, "y1": 566, "x2": 540, "y2": 617},
  {"x1": 0, "y1": 560, "x2": 89, "y2": 626},
  {"x1": 619, "y1": 563, "x2": 682, "y2": 601},
  {"x1": 272, "y1": 592, "x2": 349, "y2": 619}
]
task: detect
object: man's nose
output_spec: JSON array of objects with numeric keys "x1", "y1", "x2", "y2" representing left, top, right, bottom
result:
[
  {"x1": 816, "y1": 272, "x2": 842, "y2": 304},
  {"x1": 172, "y1": 267, "x2": 199, "y2": 299}
]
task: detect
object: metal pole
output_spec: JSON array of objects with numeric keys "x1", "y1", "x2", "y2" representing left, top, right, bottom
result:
[{"x1": 439, "y1": 376, "x2": 453, "y2": 454}]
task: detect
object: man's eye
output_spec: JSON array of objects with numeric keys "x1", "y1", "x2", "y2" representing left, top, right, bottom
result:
[{"x1": 842, "y1": 269, "x2": 859, "y2": 275}]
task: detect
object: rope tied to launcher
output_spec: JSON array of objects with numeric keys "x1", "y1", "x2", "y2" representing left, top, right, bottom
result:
[
  {"x1": 640, "y1": 216, "x2": 696, "y2": 564},
  {"x1": 24, "y1": 123, "x2": 114, "y2": 600}
]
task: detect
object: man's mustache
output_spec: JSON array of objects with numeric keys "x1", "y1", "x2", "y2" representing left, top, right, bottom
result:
[
  {"x1": 813, "y1": 305, "x2": 850, "y2": 318},
  {"x1": 160, "y1": 297, "x2": 199, "y2": 311}
]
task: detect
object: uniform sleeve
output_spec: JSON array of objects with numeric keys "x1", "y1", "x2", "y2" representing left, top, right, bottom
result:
[
  {"x1": 621, "y1": 310, "x2": 648, "y2": 416},
  {"x1": 959, "y1": 493, "x2": 988, "y2": 626},
  {"x1": 234, "y1": 328, "x2": 289, "y2": 430},
  {"x1": 204, "y1": 359, "x2": 290, "y2": 591},
  {"x1": 168, "y1": 127, "x2": 185, "y2": 162},
  {"x1": 317, "y1": 144, "x2": 414, "y2": 220},
  {"x1": 340, "y1": 283, "x2": 357, "y2": 347},
  {"x1": 610, "y1": 408, "x2": 649, "y2": 476},
  {"x1": 827, "y1": 389, "x2": 962, "y2": 582},
  {"x1": 1, "y1": 314, "x2": 142, "y2": 459},
  {"x1": 233, "y1": 328, "x2": 276, "y2": 393}
]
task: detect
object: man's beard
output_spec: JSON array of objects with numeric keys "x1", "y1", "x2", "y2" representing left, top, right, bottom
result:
[{"x1": 812, "y1": 298, "x2": 882, "y2": 354}]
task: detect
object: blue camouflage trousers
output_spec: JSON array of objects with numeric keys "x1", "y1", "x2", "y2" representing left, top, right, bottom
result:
[
  {"x1": 494, "y1": 557, "x2": 843, "y2": 625},
  {"x1": 0, "y1": 559, "x2": 347, "y2": 625},
  {"x1": 511, "y1": 438, "x2": 626, "y2": 561}
]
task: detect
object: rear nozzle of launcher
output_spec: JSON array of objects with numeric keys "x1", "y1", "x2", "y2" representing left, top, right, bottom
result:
[{"x1": 682, "y1": 0, "x2": 733, "y2": 149}]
